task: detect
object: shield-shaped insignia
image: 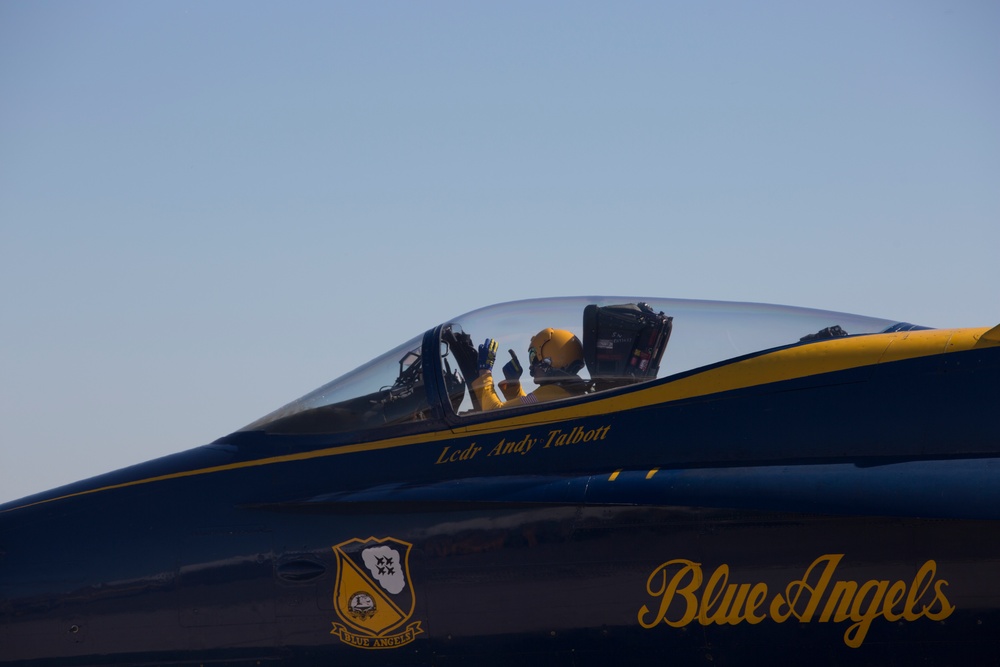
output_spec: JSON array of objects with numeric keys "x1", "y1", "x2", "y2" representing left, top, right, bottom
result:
[{"x1": 330, "y1": 536, "x2": 423, "y2": 649}]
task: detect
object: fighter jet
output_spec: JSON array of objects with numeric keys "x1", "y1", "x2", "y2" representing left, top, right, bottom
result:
[{"x1": 2, "y1": 296, "x2": 998, "y2": 666}]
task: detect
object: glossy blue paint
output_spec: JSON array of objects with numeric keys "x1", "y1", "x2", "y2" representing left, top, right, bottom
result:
[{"x1": 2, "y1": 300, "x2": 998, "y2": 666}]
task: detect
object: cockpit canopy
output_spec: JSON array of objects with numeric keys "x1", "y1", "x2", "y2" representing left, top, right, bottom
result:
[{"x1": 240, "y1": 297, "x2": 920, "y2": 436}]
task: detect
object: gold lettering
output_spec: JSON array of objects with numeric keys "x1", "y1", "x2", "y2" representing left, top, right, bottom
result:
[
  {"x1": 638, "y1": 559, "x2": 702, "y2": 629},
  {"x1": 745, "y1": 583, "x2": 768, "y2": 624},
  {"x1": 702, "y1": 577, "x2": 755, "y2": 626},
  {"x1": 904, "y1": 560, "x2": 937, "y2": 621},
  {"x1": 842, "y1": 580, "x2": 889, "y2": 649},
  {"x1": 820, "y1": 580, "x2": 858, "y2": 623},
  {"x1": 724, "y1": 584, "x2": 755, "y2": 625},
  {"x1": 639, "y1": 555, "x2": 956, "y2": 649},
  {"x1": 772, "y1": 554, "x2": 842, "y2": 622},
  {"x1": 435, "y1": 442, "x2": 481, "y2": 464},
  {"x1": 486, "y1": 434, "x2": 538, "y2": 457},
  {"x1": 332, "y1": 622, "x2": 423, "y2": 651},
  {"x1": 924, "y1": 580, "x2": 955, "y2": 621},
  {"x1": 698, "y1": 564, "x2": 730, "y2": 625},
  {"x1": 543, "y1": 424, "x2": 611, "y2": 448},
  {"x1": 881, "y1": 581, "x2": 907, "y2": 622}
]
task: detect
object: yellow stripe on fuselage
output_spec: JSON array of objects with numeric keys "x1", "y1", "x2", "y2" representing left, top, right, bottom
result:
[
  {"x1": 6, "y1": 326, "x2": 994, "y2": 513},
  {"x1": 452, "y1": 326, "x2": 992, "y2": 434}
]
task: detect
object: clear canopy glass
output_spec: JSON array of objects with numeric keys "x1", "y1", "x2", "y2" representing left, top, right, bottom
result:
[{"x1": 241, "y1": 297, "x2": 912, "y2": 435}]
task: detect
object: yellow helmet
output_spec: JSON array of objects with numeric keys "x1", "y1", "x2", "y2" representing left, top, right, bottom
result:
[{"x1": 528, "y1": 328, "x2": 584, "y2": 378}]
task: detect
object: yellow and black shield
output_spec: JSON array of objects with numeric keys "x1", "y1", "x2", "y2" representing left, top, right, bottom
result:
[{"x1": 330, "y1": 536, "x2": 423, "y2": 649}]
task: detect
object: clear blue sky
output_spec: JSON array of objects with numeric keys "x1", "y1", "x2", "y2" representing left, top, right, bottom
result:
[{"x1": 2, "y1": 1, "x2": 998, "y2": 503}]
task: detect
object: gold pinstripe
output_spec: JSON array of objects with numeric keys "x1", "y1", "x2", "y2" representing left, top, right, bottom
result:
[{"x1": 6, "y1": 326, "x2": 994, "y2": 513}]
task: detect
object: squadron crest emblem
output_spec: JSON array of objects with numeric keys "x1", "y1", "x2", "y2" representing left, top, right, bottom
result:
[{"x1": 330, "y1": 537, "x2": 423, "y2": 649}]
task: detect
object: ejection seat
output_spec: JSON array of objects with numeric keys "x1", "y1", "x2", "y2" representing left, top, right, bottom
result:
[{"x1": 582, "y1": 302, "x2": 673, "y2": 392}]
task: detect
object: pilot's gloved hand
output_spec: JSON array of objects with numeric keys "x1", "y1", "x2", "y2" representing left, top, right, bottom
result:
[
  {"x1": 498, "y1": 349, "x2": 524, "y2": 400},
  {"x1": 502, "y1": 349, "x2": 523, "y2": 382},
  {"x1": 478, "y1": 338, "x2": 499, "y2": 373}
]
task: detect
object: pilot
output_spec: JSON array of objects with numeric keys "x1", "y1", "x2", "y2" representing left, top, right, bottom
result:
[{"x1": 473, "y1": 328, "x2": 587, "y2": 410}]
